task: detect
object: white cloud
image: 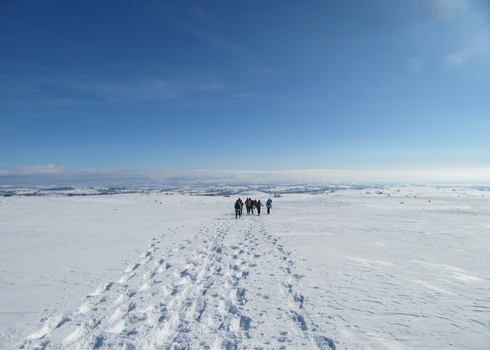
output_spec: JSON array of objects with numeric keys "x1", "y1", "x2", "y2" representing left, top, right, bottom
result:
[
  {"x1": 0, "y1": 164, "x2": 67, "y2": 175},
  {"x1": 435, "y1": 0, "x2": 490, "y2": 68},
  {"x1": 443, "y1": 49, "x2": 470, "y2": 67},
  {"x1": 429, "y1": 0, "x2": 471, "y2": 21},
  {"x1": 59, "y1": 77, "x2": 224, "y2": 103},
  {"x1": 3, "y1": 74, "x2": 227, "y2": 109}
]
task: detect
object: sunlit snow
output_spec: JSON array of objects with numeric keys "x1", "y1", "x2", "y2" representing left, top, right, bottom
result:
[{"x1": 0, "y1": 185, "x2": 489, "y2": 349}]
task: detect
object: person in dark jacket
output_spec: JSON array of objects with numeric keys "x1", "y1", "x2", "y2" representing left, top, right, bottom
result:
[
  {"x1": 238, "y1": 198, "x2": 243, "y2": 216},
  {"x1": 256, "y1": 200, "x2": 263, "y2": 215},
  {"x1": 245, "y1": 198, "x2": 251, "y2": 214},
  {"x1": 234, "y1": 199, "x2": 242, "y2": 219}
]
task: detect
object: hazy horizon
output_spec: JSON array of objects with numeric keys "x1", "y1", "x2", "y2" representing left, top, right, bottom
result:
[{"x1": 1, "y1": 164, "x2": 490, "y2": 187}]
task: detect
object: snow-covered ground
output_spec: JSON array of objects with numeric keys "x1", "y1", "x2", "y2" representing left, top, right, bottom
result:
[{"x1": 0, "y1": 186, "x2": 489, "y2": 349}]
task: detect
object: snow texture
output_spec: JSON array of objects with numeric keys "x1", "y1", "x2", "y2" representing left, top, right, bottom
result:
[{"x1": 0, "y1": 186, "x2": 489, "y2": 349}]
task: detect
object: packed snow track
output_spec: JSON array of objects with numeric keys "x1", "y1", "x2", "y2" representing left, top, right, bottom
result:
[{"x1": 22, "y1": 215, "x2": 336, "y2": 349}]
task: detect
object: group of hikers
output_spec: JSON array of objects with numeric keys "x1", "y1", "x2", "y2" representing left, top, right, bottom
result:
[{"x1": 234, "y1": 198, "x2": 272, "y2": 218}]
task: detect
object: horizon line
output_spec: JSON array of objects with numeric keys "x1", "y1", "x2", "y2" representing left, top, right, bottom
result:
[{"x1": 1, "y1": 164, "x2": 490, "y2": 186}]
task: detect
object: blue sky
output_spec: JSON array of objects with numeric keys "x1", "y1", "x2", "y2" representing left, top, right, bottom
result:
[{"x1": 1, "y1": 0, "x2": 490, "y2": 177}]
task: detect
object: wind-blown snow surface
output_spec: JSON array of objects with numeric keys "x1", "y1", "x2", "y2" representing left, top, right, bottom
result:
[{"x1": 1, "y1": 187, "x2": 489, "y2": 349}]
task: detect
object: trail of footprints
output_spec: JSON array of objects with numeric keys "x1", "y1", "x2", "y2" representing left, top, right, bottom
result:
[{"x1": 23, "y1": 218, "x2": 336, "y2": 350}]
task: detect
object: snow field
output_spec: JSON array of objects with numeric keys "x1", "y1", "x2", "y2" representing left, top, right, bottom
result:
[
  {"x1": 0, "y1": 186, "x2": 489, "y2": 349},
  {"x1": 267, "y1": 187, "x2": 490, "y2": 349},
  {"x1": 19, "y1": 211, "x2": 335, "y2": 349}
]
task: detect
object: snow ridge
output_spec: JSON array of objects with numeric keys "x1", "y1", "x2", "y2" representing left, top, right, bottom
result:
[{"x1": 22, "y1": 216, "x2": 336, "y2": 349}]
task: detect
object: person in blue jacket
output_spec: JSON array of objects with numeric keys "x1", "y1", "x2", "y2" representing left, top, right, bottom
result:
[{"x1": 266, "y1": 199, "x2": 272, "y2": 214}]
